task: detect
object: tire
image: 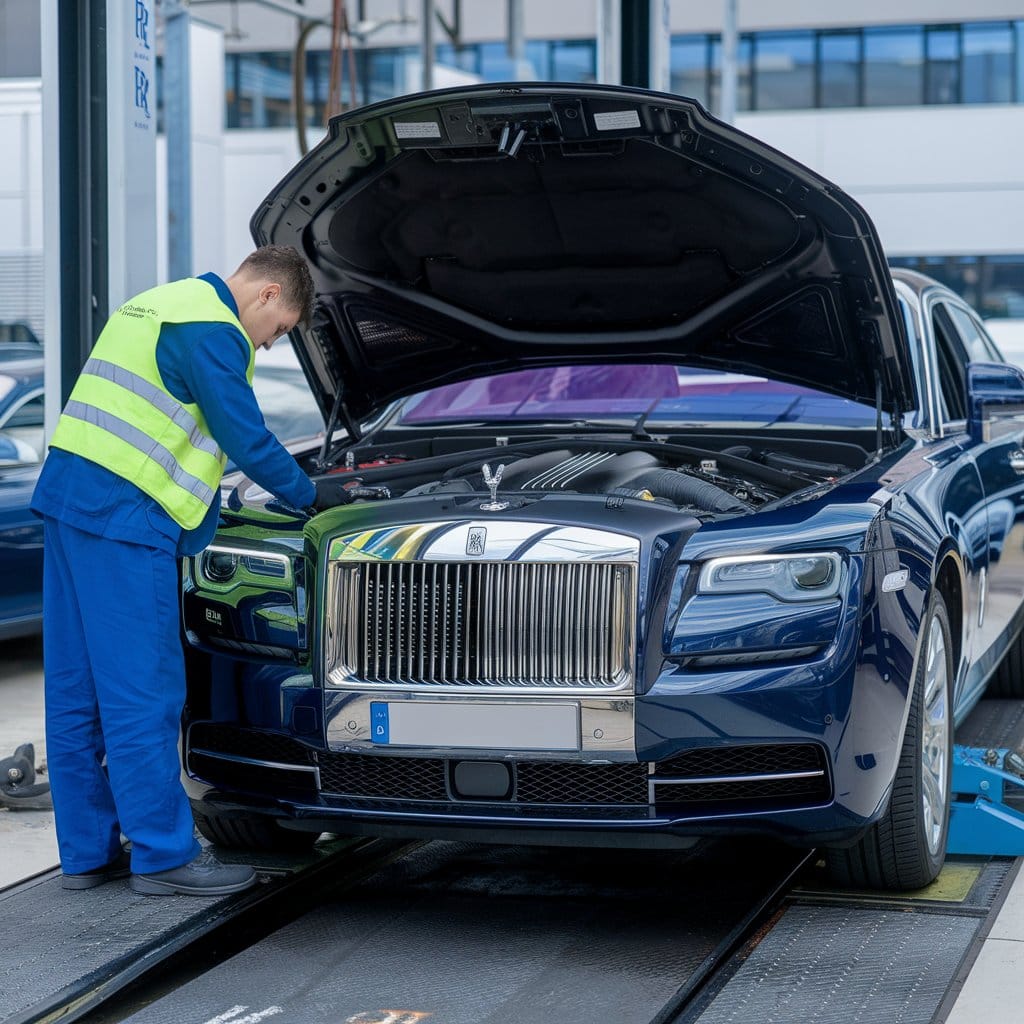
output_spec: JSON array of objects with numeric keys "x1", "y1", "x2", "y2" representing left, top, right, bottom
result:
[
  {"x1": 825, "y1": 593, "x2": 953, "y2": 891},
  {"x1": 193, "y1": 809, "x2": 320, "y2": 853},
  {"x1": 987, "y1": 625, "x2": 1024, "y2": 697}
]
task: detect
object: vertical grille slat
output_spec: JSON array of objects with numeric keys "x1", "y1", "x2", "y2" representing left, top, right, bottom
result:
[{"x1": 331, "y1": 560, "x2": 634, "y2": 690}]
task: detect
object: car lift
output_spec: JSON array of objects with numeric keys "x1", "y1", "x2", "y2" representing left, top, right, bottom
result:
[{"x1": 948, "y1": 745, "x2": 1024, "y2": 855}]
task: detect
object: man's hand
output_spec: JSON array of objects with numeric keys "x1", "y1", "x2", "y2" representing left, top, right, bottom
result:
[{"x1": 312, "y1": 477, "x2": 354, "y2": 511}]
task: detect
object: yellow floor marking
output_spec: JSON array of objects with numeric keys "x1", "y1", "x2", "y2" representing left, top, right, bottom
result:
[{"x1": 797, "y1": 861, "x2": 982, "y2": 904}]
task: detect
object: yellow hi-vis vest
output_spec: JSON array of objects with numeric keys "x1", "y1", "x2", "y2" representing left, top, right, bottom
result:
[{"x1": 50, "y1": 278, "x2": 255, "y2": 530}]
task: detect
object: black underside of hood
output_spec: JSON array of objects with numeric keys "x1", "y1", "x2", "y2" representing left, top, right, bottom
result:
[{"x1": 251, "y1": 84, "x2": 914, "y2": 429}]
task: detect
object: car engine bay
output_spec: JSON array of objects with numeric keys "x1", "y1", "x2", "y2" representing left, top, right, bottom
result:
[{"x1": 294, "y1": 434, "x2": 874, "y2": 518}]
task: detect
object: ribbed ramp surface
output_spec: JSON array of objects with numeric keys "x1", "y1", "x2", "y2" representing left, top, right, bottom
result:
[
  {"x1": 690, "y1": 905, "x2": 978, "y2": 1023},
  {"x1": 0, "y1": 840, "x2": 359, "y2": 1024},
  {"x1": 686, "y1": 855, "x2": 1013, "y2": 1024},
  {"x1": 113, "y1": 839, "x2": 804, "y2": 1024},
  {"x1": 957, "y1": 698, "x2": 1024, "y2": 750}
]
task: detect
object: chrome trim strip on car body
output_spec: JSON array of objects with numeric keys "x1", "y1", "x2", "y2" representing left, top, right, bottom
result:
[
  {"x1": 651, "y1": 770, "x2": 826, "y2": 785},
  {"x1": 325, "y1": 693, "x2": 637, "y2": 758},
  {"x1": 187, "y1": 747, "x2": 322, "y2": 788},
  {"x1": 323, "y1": 521, "x2": 639, "y2": 695},
  {"x1": 892, "y1": 277, "x2": 939, "y2": 437}
]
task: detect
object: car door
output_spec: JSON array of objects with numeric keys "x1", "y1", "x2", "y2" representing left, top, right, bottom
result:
[
  {"x1": 0, "y1": 389, "x2": 43, "y2": 638},
  {"x1": 938, "y1": 298, "x2": 1024, "y2": 656}
]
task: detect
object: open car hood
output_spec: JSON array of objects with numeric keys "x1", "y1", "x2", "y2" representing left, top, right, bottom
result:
[{"x1": 252, "y1": 84, "x2": 914, "y2": 433}]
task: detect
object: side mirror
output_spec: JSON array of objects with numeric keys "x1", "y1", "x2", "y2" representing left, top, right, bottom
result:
[{"x1": 967, "y1": 362, "x2": 1024, "y2": 443}]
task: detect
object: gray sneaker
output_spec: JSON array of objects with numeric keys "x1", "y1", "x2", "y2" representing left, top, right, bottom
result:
[{"x1": 129, "y1": 855, "x2": 257, "y2": 896}]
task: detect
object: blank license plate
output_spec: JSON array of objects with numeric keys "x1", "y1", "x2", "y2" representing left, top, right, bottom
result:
[{"x1": 370, "y1": 701, "x2": 580, "y2": 751}]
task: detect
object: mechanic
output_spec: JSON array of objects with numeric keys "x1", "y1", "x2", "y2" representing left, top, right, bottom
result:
[{"x1": 31, "y1": 245, "x2": 340, "y2": 896}]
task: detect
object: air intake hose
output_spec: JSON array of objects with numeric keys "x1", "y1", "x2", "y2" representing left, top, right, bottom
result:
[{"x1": 629, "y1": 469, "x2": 750, "y2": 513}]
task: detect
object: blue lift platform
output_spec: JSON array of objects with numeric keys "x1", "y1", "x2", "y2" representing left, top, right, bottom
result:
[{"x1": 948, "y1": 745, "x2": 1024, "y2": 855}]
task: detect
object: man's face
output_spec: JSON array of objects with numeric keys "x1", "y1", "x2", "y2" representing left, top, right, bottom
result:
[{"x1": 246, "y1": 283, "x2": 301, "y2": 350}]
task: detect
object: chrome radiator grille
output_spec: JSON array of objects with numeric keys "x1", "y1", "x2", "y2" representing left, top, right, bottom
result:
[{"x1": 326, "y1": 561, "x2": 635, "y2": 691}]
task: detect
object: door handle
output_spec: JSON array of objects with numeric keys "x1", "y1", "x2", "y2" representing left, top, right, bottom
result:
[{"x1": 1010, "y1": 449, "x2": 1024, "y2": 474}]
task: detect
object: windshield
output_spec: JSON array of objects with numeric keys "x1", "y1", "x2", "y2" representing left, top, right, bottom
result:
[{"x1": 397, "y1": 364, "x2": 877, "y2": 429}]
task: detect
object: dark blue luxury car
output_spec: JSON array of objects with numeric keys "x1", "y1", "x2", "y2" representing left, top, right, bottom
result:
[
  {"x1": 0, "y1": 357, "x2": 44, "y2": 640},
  {"x1": 180, "y1": 84, "x2": 1024, "y2": 890}
]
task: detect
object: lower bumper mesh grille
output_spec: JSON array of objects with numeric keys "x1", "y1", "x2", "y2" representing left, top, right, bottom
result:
[
  {"x1": 652, "y1": 743, "x2": 831, "y2": 805},
  {"x1": 187, "y1": 725, "x2": 831, "y2": 810},
  {"x1": 318, "y1": 753, "x2": 650, "y2": 805}
]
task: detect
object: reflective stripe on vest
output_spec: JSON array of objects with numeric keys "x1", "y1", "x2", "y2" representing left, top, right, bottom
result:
[
  {"x1": 79, "y1": 358, "x2": 223, "y2": 462},
  {"x1": 62, "y1": 400, "x2": 217, "y2": 506},
  {"x1": 49, "y1": 277, "x2": 255, "y2": 529}
]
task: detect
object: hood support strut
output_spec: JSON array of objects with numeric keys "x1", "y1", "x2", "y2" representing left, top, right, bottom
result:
[{"x1": 315, "y1": 389, "x2": 363, "y2": 471}]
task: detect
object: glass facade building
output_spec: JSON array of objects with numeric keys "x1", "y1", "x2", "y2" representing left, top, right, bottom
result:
[{"x1": 223, "y1": 18, "x2": 1024, "y2": 131}]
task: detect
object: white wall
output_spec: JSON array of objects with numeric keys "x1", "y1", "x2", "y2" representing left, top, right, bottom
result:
[{"x1": 737, "y1": 105, "x2": 1024, "y2": 256}]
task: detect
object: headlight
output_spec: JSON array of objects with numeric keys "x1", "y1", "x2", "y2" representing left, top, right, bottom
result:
[
  {"x1": 200, "y1": 549, "x2": 240, "y2": 583},
  {"x1": 198, "y1": 547, "x2": 290, "y2": 586},
  {"x1": 698, "y1": 552, "x2": 842, "y2": 602}
]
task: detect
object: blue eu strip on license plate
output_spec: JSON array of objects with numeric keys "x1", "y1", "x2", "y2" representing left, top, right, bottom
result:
[{"x1": 370, "y1": 702, "x2": 390, "y2": 744}]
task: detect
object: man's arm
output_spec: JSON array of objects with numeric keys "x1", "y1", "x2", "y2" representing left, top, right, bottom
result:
[{"x1": 184, "y1": 328, "x2": 316, "y2": 510}]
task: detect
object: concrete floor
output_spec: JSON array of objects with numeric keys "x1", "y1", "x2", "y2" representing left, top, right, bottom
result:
[{"x1": 0, "y1": 634, "x2": 57, "y2": 887}]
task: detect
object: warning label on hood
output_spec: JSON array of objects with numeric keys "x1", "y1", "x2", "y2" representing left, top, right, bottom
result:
[
  {"x1": 393, "y1": 120, "x2": 442, "y2": 139},
  {"x1": 593, "y1": 109, "x2": 642, "y2": 131}
]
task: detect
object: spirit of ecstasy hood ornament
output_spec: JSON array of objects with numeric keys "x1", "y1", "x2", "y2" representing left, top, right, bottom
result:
[{"x1": 480, "y1": 463, "x2": 509, "y2": 512}]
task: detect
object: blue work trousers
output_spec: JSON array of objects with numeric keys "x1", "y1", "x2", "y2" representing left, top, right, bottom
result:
[{"x1": 42, "y1": 518, "x2": 200, "y2": 874}]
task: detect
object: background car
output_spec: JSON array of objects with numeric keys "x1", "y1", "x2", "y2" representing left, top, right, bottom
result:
[
  {"x1": 178, "y1": 84, "x2": 1024, "y2": 892},
  {"x1": 0, "y1": 322, "x2": 43, "y2": 363},
  {"x1": 0, "y1": 357, "x2": 44, "y2": 640}
]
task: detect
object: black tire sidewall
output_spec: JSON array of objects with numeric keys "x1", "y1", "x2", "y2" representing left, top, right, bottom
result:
[{"x1": 898, "y1": 594, "x2": 954, "y2": 884}]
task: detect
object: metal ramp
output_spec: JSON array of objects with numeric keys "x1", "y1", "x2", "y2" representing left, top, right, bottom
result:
[{"x1": 0, "y1": 837, "x2": 382, "y2": 1024}]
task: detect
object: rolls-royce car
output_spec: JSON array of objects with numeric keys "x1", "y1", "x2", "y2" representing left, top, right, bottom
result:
[{"x1": 180, "y1": 83, "x2": 1024, "y2": 890}]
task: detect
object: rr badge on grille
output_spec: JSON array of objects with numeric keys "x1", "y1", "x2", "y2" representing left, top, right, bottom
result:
[
  {"x1": 466, "y1": 527, "x2": 487, "y2": 556},
  {"x1": 480, "y1": 463, "x2": 509, "y2": 511}
]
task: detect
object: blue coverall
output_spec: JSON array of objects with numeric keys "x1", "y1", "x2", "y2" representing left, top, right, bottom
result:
[{"x1": 31, "y1": 273, "x2": 316, "y2": 875}]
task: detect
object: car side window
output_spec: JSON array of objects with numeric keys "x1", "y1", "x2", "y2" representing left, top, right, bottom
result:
[
  {"x1": 946, "y1": 304, "x2": 1003, "y2": 363},
  {"x1": 0, "y1": 393, "x2": 44, "y2": 461},
  {"x1": 932, "y1": 304, "x2": 969, "y2": 423},
  {"x1": 5, "y1": 393, "x2": 43, "y2": 429}
]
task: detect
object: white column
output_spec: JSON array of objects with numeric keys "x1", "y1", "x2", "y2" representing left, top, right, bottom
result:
[
  {"x1": 597, "y1": 0, "x2": 621, "y2": 86},
  {"x1": 106, "y1": 0, "x2": 157, "y2": 306},
  {"x1": 649, "y1": 0, "x2": 671, "y2": 93},
  {"x1": 40, "y1": 0, "x2": 61, "y2": 439},
  {"x1": 189, "y1": 20, "x2": 226, "y2": 274}
]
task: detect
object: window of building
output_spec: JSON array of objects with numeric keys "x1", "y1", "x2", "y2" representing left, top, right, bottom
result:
[
  {"x1": 925, "y1": 26, "x2": 960, "y2": 104},
  {"x1": 708, "y1": 35, "x2": 752, "y2": 113},
  {"x1": 668, "y1": 18, "x2": 1022, "y2": 117},
  {"x1": 819, "y1": 31, "x2": 861, "y2": 107},
  {"x1": 863, "y1": 27, "x2": 924, "y2": 106},
  {"x1": 962, "y1": 22, "x2": 1014, "y2": 103},
  {"x1": 550, "y1": 39, "x2": 597, "y2": 83},
  {"x1": 752, "y1": 32, "x2": 815, "y2": 110},
  {"x1": 891, "y1": 255, "x2": 1024, "y2": 320},
  {"x1": 0, "y1": 1, "x2": 40, "y2": 78},
  {"x1": 670, "y1": 35, "x2": 709, "y2": 106}
]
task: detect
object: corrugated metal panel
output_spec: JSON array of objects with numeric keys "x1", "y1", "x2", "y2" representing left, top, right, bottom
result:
[{"x1": 0, "y1": 250, "x2": 44, "y2": 337}]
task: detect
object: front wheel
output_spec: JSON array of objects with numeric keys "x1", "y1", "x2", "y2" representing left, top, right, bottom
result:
[{"x1": 826, "y1": 593, "x2": 953, "y2": 890}]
